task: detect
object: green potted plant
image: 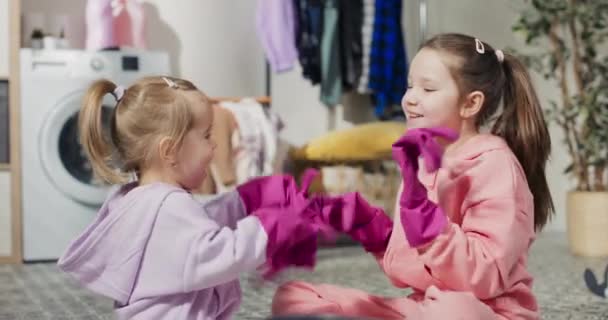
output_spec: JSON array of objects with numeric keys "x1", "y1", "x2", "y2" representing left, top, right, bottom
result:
[{"x1": 512, "y1": 0, "x2": 608, "y2": 256}]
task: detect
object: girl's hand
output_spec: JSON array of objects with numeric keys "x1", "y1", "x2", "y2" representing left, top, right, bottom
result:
[{"x1": 391, "y1": 127, "x2": 458, "y2": 247}]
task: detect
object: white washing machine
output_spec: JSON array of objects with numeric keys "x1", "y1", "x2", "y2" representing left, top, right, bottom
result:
[{"x1": 20, "y1": 49, "x2": 170, "y2": 261}]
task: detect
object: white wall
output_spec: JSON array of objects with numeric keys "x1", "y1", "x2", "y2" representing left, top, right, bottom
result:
[
  {"x1": 140, "y1": 0, "x2": 265, "y2": 97},
  {"x1": 21, "y1": 0, "x2": 266, "y2": 97}
]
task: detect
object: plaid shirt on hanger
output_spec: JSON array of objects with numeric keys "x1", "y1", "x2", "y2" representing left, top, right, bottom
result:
[
  {"x1": 368, "y1": 0, "x2": 408, "y2": 118},
  {"x1": 294, "y1": 0, "x2": 324, "y2": 85}
]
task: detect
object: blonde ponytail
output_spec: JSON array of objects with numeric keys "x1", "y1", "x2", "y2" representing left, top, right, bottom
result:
[{"x1": 78, "y1": 79, "x2": 127, "y2": 184}]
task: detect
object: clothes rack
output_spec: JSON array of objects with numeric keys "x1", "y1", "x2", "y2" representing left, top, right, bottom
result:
[
  {"x1": 210, "y1": 96, "x2": 271, "y2": 105},
  {"x1": 418, "y1": 0, "x2": 428, "y2": 46},
  {"x1": 261, "y1": 0, "x2": 428, "y2": 98}
]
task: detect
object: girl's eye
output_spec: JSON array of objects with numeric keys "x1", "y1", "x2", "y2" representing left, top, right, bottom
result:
[{"x1": 424, "y1": 88, "x2": 436, "y2": 92}]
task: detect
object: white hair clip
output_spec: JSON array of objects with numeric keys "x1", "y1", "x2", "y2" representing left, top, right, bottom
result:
[
  {"x1": 162, "y1": 76, "x2": 178, "y2": 88},
  {"x1": 495, "y1": 49, "x2": 505, "y2": 63},
  {"x1": 475, "y1": 38, "x2": 485, "y2": 54},
  {"x1": 112, "y1": 85, "x2": 125, "y2": 101}
]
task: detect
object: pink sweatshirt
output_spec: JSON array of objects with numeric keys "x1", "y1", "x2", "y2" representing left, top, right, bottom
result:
[
  {"x1": 378, "y1": 134, "x2": 538, "y2": 319},
  {"x1": 58, "y1": 182, "x2": 268, "y2": 319}
]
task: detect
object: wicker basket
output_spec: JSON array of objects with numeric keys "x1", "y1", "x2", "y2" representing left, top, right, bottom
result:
[{"x1": 292, "y1": 159, "x2": 400, "y2": 218}]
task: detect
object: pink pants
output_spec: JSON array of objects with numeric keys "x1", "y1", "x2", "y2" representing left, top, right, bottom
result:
[{"x1": 272, "y1": 281, "x2": 501, "y2": 320}]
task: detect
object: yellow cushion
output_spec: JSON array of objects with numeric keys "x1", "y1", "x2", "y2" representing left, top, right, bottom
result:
[{"x1": 292, "y1": 121, "x2": 407, "y2": 161}]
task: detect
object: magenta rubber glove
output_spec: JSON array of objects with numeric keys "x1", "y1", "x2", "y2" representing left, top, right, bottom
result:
[
  {"x1": 236, "y1": 169, "x2": 318, "y2": 214},
  {"x1": 237, "y1": 169, "x2": 329, "y2": 279},
  {"x1": 391, "y1": 127, "x2": 459, "y2": 247},
  {"x1": 251, "y1": 204, "x2": 319, "y2": 279},
  {"x1": 308, "y1": 192, "x2": 393, "y2": 253}
]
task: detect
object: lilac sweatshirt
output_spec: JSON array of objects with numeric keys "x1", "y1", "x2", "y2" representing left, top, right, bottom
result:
[{"x1": 58, "y1": 182, "x2": 268, "y2": 319}]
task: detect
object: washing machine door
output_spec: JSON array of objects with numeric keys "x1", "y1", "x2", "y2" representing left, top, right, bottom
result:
[{"x1": 40, "y1": 89, "x2": 115, "y2": 205}]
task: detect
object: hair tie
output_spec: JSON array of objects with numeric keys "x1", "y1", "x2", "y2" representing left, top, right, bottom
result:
[
  {"x1": 495, "y1": 49, "x2": 505, "y2": 63},
  {"x1": 112, "y1": 85, "x2": 125, "y2": 101}
]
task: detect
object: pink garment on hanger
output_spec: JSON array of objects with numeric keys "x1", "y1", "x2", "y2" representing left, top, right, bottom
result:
[
  {"x1": 86, "y1": 0, "x2": 115, "y2": 50},
  {"x1": 85, "y1": 0, "x2": 146, "y2": 50},
  {"x1": 113, "y1": 0, "x2": 146, "y2": 49}
]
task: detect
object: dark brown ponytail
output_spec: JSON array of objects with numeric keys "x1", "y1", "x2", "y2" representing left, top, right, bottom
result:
[{"x1": 492, "y1": 53, "x2": 554, "y2": 230}]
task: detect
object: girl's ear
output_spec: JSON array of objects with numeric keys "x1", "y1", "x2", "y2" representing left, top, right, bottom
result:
[
  {"x1": 460, "y1": 90, "x2": 485, "y2": 119},
  {"x1": 158, "y1": 136, "x2": 177, "y2": 167}
]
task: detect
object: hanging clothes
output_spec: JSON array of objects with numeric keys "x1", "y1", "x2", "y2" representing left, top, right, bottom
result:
[
  {"x1": 357, "y1": 0, "x2": 376, "y2": 94},
  {"x1": 256, "y1": 0, "x2": 299, "y2": 73},
  {"x1": 196, "y1": 104, "x2": 238, "y2": 195},
  {"x1": 219, "y1": 99, "x2": 282, "y2": 183},
  {"x1": 368, "y1": 0, "x2": 408, "y2": 118},
  {"x1": 339, "y1": 0, "x2": 364, "y2": 90},
  {"x1": 294, "y1": 0, "x2": 324, "y2": 85},
  {"x1": 320, "y1": 0, "x2": 342, "y2": 107},
  {"x1": 85, "y1": 0, "x2": 146, "y2": 50}
]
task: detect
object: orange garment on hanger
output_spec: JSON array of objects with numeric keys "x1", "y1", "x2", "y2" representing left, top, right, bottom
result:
[{"x1": 195, "y1": 104, "x2": 238, "y2": 194}]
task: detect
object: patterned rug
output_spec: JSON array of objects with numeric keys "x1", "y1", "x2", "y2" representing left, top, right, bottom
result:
[{"x1": 0, "y1": 232, "x2": 606, "y2": 319}]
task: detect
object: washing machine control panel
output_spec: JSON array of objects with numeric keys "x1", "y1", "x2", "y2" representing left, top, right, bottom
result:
[
  {"x1": 90, "y1": 57, "x2": 105, "y2": 71},
  {"x1": 121, "y1": 56, "x2": 139, "y2": 71},
  {"x1": 21, "y1": 49, "x2": 169, "y2": 81}
]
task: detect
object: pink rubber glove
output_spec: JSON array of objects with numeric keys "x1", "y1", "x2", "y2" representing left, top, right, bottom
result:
[
  {"x1": 236, "y1": 169, "x2": 318, "y2": 215},
  {"x1": 309, "y1": 192, "x2": 393, "y2": 253},
  {"x1": 391, "y1": 127, "x2": 458, "y2": 247}
]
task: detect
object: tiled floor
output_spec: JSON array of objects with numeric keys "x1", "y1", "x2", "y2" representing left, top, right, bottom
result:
[{"x1": 1, "y1": 232, "x2": 607, "y2": 319}]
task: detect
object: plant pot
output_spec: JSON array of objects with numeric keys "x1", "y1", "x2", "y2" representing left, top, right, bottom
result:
[{"x1": 566, "y1": 191, "x2": 608, "y2": 257}]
